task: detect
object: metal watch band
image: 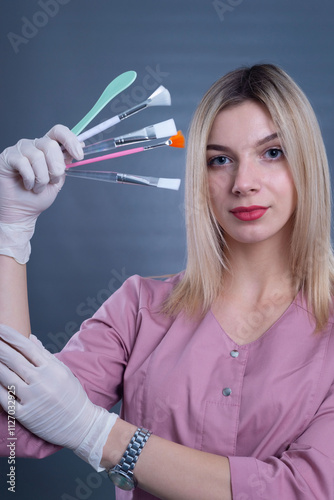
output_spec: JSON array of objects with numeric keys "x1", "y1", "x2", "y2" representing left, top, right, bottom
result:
[{"x1": 108, "y1": 427, "x2": 151, "y2": 490}]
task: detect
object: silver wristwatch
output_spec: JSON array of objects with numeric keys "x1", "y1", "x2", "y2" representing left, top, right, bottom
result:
[{"x1": 107, "y1": 427, "x2": 151, "y2": 491}]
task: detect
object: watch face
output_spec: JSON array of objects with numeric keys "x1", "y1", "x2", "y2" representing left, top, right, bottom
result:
[{"x1": 109, "y1": 470, "x2": 135, "y2": 491}]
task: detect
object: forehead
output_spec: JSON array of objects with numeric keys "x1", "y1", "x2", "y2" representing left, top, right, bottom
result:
[{"x1": 208, "y1": 100, "x2": 277, "y2": 144}]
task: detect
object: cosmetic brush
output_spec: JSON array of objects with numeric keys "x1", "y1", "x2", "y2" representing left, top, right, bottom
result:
[
  {"x1": 82, "y1": 119, "x2": 177, "y2": 156},
  {"x1": 77, "y1": 85, "x2": 171, "y2": 142},
  {"x1": 71, "y1": 71, "x2": 137, "y2": 136},
  {"x1": 65, "y1": 170, "x2": 181, "y2": 191},
  {"x1": 66, "y1": 131, "x2": 185, "y2": 169}
]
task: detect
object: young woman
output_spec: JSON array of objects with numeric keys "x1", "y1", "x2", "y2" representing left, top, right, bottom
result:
[{"x1": 0, "y1": 64, "x2": 333, "y2": 499}]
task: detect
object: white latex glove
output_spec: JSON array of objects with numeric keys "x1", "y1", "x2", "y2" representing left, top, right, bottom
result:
[
  {"x1": 0, "y1": 324, "x2": 118, "y2": 471},
  {"x1": 0, "y1": 125, "x2": 84, "y2": 264}
]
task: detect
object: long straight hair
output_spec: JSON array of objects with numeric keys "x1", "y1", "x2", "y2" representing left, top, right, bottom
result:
[{"x1": 163, "y1": 64, "x2": 334, "y2": 330}]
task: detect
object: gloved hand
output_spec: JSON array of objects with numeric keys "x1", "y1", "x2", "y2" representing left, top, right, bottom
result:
[
  {"x1": 0, "y1": 324, "x2": 118, "y2": 471},
  {"x1": 0, "y1": 125, "x2": 84, "y2": 264}
]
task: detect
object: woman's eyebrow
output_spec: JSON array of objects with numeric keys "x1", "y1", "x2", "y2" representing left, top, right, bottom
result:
[
  {"x1": 206, "y1": 133, "x2": 279, "y2": 152},
  {"x1": 255, "y1": 132, "x2": 279, "y2": 147},
  {"x1": 206, "y1": 144, "x2": 232, "y2": 153}
]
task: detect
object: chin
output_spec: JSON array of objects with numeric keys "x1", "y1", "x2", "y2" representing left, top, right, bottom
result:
[{"x1": 225, "y1": 231, "x2": 278, "y2": 246}]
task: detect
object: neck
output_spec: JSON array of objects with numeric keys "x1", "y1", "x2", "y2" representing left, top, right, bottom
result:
[{"x1": 222, "y1": 236, "x2": 294, "y2": 304}]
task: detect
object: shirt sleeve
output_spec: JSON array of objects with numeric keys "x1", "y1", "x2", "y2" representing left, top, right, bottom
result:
[{"x1": 229, "y1": 379, "x2": 334, "y2": 499}]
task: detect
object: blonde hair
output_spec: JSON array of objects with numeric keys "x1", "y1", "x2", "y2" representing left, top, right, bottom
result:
[{"x1": 164, "y1": 64, "x2": 334, "y2": 330}]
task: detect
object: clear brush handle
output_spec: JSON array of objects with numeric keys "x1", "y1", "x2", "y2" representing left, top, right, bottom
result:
[{"x1": 83, "y1": 138, "x2": 117, "y2": 155}]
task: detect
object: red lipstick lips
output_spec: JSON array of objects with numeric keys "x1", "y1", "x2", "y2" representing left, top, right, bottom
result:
[{"x1": 230, "y1": 205, "x2": 268, "y2": 221}]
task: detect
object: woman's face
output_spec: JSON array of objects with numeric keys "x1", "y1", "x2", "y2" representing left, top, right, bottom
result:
[{"x1": 206, "y1": 100, "x2": 297, "y2": 249}]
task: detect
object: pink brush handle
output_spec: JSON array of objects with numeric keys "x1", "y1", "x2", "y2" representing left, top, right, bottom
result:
[{"x1": 66, "y1": 146, "x2": 145, "y2": 169}]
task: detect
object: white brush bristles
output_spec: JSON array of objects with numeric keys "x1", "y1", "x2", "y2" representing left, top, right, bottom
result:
[
  {"x1": 157, "y1": 177, "x2": 181, "y2": 190},
  {"x1": 153, "y1": 119, "x2": 177, "y2": 139},
  {"x1": 148, "y1": 86, "x2": 171, "y2": 107}
]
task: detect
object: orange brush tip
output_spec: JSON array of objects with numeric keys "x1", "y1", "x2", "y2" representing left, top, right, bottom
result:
[{"x1": 169, "y1": 130, "x2": 185, "y2": 148}]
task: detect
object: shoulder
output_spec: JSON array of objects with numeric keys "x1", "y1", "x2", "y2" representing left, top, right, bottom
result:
[
  {"x1": 293, "y1": 292, "x2": 334, "y2": 333},
  {"x1": 97, "y1": 272, "x2": 184, "y2": 318},
  {"x1": 131, "y1": 273, "x2": 183, "y2": 308}
]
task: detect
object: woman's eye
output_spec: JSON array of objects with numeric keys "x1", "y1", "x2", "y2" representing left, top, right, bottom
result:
[
  {"x1": 264, "y1": 148, "x2": 283, "y2": 160},
  {"x1": 207, "y1": 155, "x2": 231, "y2": 167}
]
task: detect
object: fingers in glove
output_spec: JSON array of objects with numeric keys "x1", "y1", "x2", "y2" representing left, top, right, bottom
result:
[
  {"x1": 2, "y1": 125, "x2": 83, "y2": 193},
  {"x1": 3, "y1": 142, "x2": 39, "y2": 191},
  {"x1": 38, "y1": 125, "x2": 84, "y2": 186},
  {"x1": 46, "y1": 124, "x2": 84, "y2": 162},
  {"x1": 29, "y1": 333, "x2": 47, "y2": 349},
  {"x1": 0, "y1": 362, "x2": 25, "y2": 408},
  {"x1": 0, "y1": 325, "x2": 70, "y2": 373},
  {"x1": 0, "y1": 324, "x2": 59, "y2": 366},
  {"x1": 33, "y1": 136, "x2": 65, "y2": 188},
  {"x1": 17, "y1": 138, "x2": 59, "y2": 194},
  {"x1": 0, "y1": 339, "x2": 42, "y2": 385},
  {"x1": 0, "y1": 324, "x2": 46, "y2": 373}
]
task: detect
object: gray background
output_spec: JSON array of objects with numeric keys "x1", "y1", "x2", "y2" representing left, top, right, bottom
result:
[{"x1": 0, "y1": 0, "x2": 333, "y2": 498}]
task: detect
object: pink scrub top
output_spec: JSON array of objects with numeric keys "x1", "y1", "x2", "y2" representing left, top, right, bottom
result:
[{"x1": 1, "y1": 273, "x2": 334, "y2": 499}]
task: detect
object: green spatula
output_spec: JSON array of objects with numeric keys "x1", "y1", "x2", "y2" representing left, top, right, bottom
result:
[{"x1": 71, "y1": 70, "x2": 137, "y2": 136}]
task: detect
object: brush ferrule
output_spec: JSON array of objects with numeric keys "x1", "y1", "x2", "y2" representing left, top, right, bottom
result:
[
  {"x1": 116, "y1": 173, "x2": 156, "y2": 187},
  {"x1": 144, "y1": 140, "x2": 170, "y2": 151},
  {"x1": 114, "y1": 125, "x2": 156, "y2": 146},
  {"x1": 118, "y1": 102, "x2": 148, "y2": 120},
  {"x1": 114, "y1": 136, "x2": 149, "y2": 146}
]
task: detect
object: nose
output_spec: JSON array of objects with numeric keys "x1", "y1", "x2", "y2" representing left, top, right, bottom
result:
[{"x1": 231, "y1": 158, "x2": 261, "y2": 196}]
